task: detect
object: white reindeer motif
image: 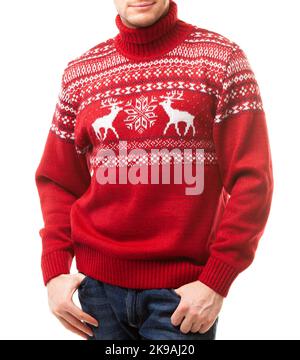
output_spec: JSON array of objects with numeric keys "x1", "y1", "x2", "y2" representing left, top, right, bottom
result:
[
  {"x1": 160, "y1": 91, "x2": 196, "y2": 137},
  {"x1": 92, "y1": 98, "x2": 123, "y2": 141}
]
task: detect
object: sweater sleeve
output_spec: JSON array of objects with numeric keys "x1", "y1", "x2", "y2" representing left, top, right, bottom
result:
[
  {"x1": 35, "y1": 66, "x2": 91, "y2": 286},
  {"x1": 198, "y1": 44, "x2": 274, "y2": 297}
]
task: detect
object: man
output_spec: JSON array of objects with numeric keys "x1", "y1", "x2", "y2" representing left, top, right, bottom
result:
[{"x1": 35, "y1": 0, "x2": 273, "y2": 340}]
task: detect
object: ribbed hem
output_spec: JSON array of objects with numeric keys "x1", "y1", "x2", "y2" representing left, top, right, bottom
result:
[
  {"x1": 41, "y1": 250, "x2": 74, "y2": 286},
  {"x1": 74, "y1": 244, "x2": 205, "y2": 290},
  {"x1": 198, "y1": 256, "x2": 239, "y2": 297}
]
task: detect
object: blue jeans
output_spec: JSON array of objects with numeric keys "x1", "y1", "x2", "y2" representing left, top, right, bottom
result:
[{"x1": 78, "y1": 275, "x2": 218, "y2": 340}]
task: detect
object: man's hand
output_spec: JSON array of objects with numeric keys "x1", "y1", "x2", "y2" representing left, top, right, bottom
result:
[
  {"x1": 170, "y1": 280, "x2": 223, "y2": 334},
  {"x1": 47, "y1": 273, "x2": 99, "y2": 339}
]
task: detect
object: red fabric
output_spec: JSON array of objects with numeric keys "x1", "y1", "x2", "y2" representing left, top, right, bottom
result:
[
  {"x1": 35, "y1": 1, "x2": 273, "y2": 297},
  {"x1": 114, "y1": 0, "x2": 194, "y2": 60}
]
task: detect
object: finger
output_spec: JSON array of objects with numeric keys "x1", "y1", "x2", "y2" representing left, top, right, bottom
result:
[
  {"x1": 67, "y1": 302, "x2": 99, "y2": 327},
  {"x1": 76, "y1": 273, "x2": 87, "y2": 285},
  {"x1": 70, "y1": 275, "x2": 86, "y2": 296},
  {"x1": 77, "y1": 273, "x2": 86, "y2": 280},
  {"x1": 62, "y1": 311, "x2": 94, "y2": 337},
  {"x1": 197, "y1": 324, "x2": 203, "y2": 334},
  {"x1": 57, "y1": 316, "x2": 89, "y2": 340},
  {"x1": 190, "y1": 321, "x2": 202, "y2": 333},
  {"x1": 199, "y1": 321, "x2": 214, "y2": 334},
  {"x1": 179, "y1": 313, "x2": 195, "y2": 334},
  {"x1": 170, "y1": 303, "x2": 187, "y2": 327}
]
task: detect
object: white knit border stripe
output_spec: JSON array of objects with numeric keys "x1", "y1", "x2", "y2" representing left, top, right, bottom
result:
[
  {"x1": 64, "y1": 56, "x2": 228, "y2": 94},
  {"x1": 75, "y1": 138, "x2": 216, "y2": 156},
  {"x1": 69, "y1": 48, "x2": 117, "y2": 67},
  {"x1": 88, "y1": 151, "x2": 215, "y2": 169},
  {"x1": 214, "y1": 101, "x2": 264, "y2": 123},
  {"x1": 94, "y1": 137, "x2": 215, "y2": 151},
  {"x1": 50, "y1": 124, "x2": 75, "y2": 141}
]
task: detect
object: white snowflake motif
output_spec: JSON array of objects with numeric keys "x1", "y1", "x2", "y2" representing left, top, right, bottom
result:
[{"x1": 123, "y1": 95, "x2": 158, "y2": 133}]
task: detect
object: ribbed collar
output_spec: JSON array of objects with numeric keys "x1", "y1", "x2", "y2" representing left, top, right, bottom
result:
[{"x1": 114, "y1": 1, "x2": 194, "y2": 61}]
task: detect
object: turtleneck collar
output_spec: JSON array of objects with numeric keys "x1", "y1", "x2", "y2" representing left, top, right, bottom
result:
[{"x1": 114, "y1": 1, "x2": 194, "y2": 61}]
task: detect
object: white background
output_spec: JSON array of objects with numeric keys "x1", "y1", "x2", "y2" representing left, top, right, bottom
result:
[{"x1": 0, "y1": 0, "x2": 299, "y2": 340}]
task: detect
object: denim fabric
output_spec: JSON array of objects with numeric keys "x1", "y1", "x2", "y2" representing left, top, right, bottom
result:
[{"x1": 78, "y1": 275, "x2": 218, "y2": 340}]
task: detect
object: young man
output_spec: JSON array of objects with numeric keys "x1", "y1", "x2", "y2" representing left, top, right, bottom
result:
[{"x1": 35, "y1": 0, "x2": 273, "y2": 340}]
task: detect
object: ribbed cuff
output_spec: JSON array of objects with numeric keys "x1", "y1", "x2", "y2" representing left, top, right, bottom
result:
[
  {"x1": 41, "y1": 250, "x2": 74, "y2": 286},
  {"x1": 197, "y1": 256, "x2": 239, "y2": 297}
]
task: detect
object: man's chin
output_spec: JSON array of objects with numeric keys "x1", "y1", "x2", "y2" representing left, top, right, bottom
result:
[{"x1": 125, "y1": 14, "x2": 159, "y2": 28}]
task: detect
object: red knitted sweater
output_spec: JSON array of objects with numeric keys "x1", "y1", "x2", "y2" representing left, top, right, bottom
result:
[{"x1": 35, "y1": 1, "x2": 273, "y2": 297}]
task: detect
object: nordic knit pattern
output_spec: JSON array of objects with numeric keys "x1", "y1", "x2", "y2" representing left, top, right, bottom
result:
[{"x1": 35, "y1": 1, "x2": 273, "y2": 297}]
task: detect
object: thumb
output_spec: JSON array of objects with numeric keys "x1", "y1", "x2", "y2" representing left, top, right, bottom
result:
[
  {"x1": 74, "y1": 273, "x2": 86, "y2": 287},
  {"x1": 173, "y1": 287, "x2": 182, "y2": 295}
]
